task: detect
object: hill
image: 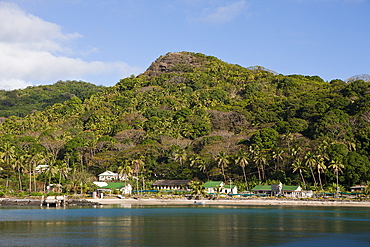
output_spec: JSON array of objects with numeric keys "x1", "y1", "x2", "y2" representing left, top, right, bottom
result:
[
  {"x1": 0, "y1": 80, "x2": 105, "y2": 118},
  {"x1": 0, "y1": 51, "x2": 369, "y2": 194}
]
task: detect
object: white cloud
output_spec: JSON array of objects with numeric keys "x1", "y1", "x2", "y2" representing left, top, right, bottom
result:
[
  {"x1": 196, "y1": 1, "x2": 248, "y2": 23},
  {"x1": 0, "y1": 2, "x2": 141, "y2": 90}
]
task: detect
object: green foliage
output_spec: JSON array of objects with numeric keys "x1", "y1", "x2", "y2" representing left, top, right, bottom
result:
[
  {"x1": 0, "y1": 81, "x2": 104, "y2": 117},
  {"x1": 0, "y1": 51, "x2": 369, "y2": 193}
]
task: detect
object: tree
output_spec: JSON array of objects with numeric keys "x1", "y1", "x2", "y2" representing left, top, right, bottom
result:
[
  {"x1": 190, "y1": 181, "x2": 205, "y2": 199},
  {"x1": 329, "y1": 158, "x2": 344, "y2": 193},
  {"x1": 252, "y1": 147, "x2": 267, "y2": 181},
  {"x1": 13, "y1": 154, "x2": 27, "y2": 191},
  {"x1": 292, "y1": 158, "x2": 306, "y2": 188},
  {"x1": 272, "y1": 148, "x2": 284, "y2": 171},
  {"x1": 44, "y1": 160, "x2": 58, "y2": 192},
  {"x1": 304, "y1": 151, "x2": 317, "y2": 185},
  {"x1": 216, "y1": 151, "x2": 229, "y2": 181},
  {"x1": 57, "y1": 162, "x2": 69, "y2": 193},
  {"x1": 173, "y1": 149, "x2": 187, "y2": 167},
  {"x1": 0, "y1": 143, "x2": 16, "y2": 190},
  {"x1": 316, "y1": 155, "x2": 326, "y2": 190},
  {"x1": 117, "y1": 160, "x2": 132, "y2": 180},
  {"x1": 235, "y1": 149, "x2": 249, "y2": 188},
  {"x1": 132, "y1": 157, "x2": 145, "y2": 193}
]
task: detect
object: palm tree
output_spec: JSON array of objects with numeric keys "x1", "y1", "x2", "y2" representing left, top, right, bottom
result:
[
  {"x1": 190, "y1": 181, "x2": 204, "y2": 199},
  {"x1": 57, "y1": 162, "x2": 69, "y2": 193},
  {"x1": 189, "y1": 154, "x2": 204, "y2": 177},
  {"x1": 253, "y1": 149, "x2": 267, "y2": 181},
  {"x1": 117, "y1": 160, "x2": 132, "y2": 181},
  {"x1": 0, "y1": 143, "x2": 16, "y2": 190},
  {"x1": 235, "y1": 149, "x2": 249, "y2": 188},
  {"x1": 33, "y1": 153, "x2": 48, "y2": 192},
  {"x1": 282, "y1": 132, "x2": 294, "y2": 153},
  {"x1": 173, "y1": 149, "x2": 187, "y2": 167},
  {"x1": 316, "y1": 155, "x2": 326, "y2": 190},
  {"x1": 216, "y1": 151, "x2": 229, "y2": 181},
  {"x1": 13, "y1": 153, "x2": 27, "y2": 191},
  {"x1": 44, "y1": 161, "x2": 58, "y2": 192},
  {"x1": 304, "y1": 151, "x2": 317, "y2": 185},
  {"x1": 292, "y1": 158, "x2": 306, "y2": 188},
  {"x1": 272, "y1": 148, "x2": 284, "y2": 171},
  {"x1": 131, "y1": 157, "x2": 145, "y2": 193},
  {"x1": 329, "y1": 158, "x2": 344, "y2": 194}
]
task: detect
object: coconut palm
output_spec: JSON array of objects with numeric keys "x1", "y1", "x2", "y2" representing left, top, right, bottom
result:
[
  {"x1": 292, "y1": 158, "x2": 306, "y2": 188},
  {"x1": 235, "y1": 148, "x2": 249, "y2": 187},
  {"x1": 13, "y1": 153, "x2": 27, "y2": 191},
  {"x1": 316, "y1": 155, "x2": 326, "y2": 190},
  {"x1": 0, "y1": 143, "x2": 16, "y2": 190},
  {"x1": 189, "y1": 154, "x2": 205, "y2": 177},
  {"x1": 132, "y1": 157, "x2": 145, "y2": 193},
  {"x1": 173, "y1": 149, "x2": 187, "y2": 167},
  {"x1": 329, "y1": 158, "x2": 344, "y2": 194},
  {"x1": 304, "y1": 151, "x2": 317, "y2": 185},
  {"x1": 272, "y1": 148, "x2": 284, "y2": 171},
  {"x1": 57, "y1": 162, "x2": 70, "y2": 193},
  {"x1": 117, "y1": 160, "x2": 132, "y2": 181},
  {"x1": 44, "y1": 160, "x2": 58, "y2": 192},
  {"x1": 216, "y1": 151, "x2": 229, "y2": 181},
  {"x1": 253, "y1": 149, "x2": 267, "y2": 181}
]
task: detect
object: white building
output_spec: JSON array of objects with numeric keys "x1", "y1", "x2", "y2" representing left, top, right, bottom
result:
[{"x1": 98, "y1": 171, "x2": 120, "y2": 181}]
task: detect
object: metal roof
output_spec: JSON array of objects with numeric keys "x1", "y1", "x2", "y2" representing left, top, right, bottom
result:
[
  {"x1": 99, "y1": 182, "x2": 128, "y2": 189},
  {"x1": 152, "y1": 180, "x2": 191, "y2": 186},
  {"x1": 251, "y1": 185, "x2": 300, "y2": 191},
  {"x1": 203, "y1": 181, "x2": 223, "y2": 188}
]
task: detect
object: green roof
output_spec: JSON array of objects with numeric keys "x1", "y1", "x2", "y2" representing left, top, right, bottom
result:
[
  {"x1": 224, "y1": 184, "x2": 236, "y2": 189},
  {"x1": 282, "y1": 186, "x2": 300, "y2": 191},
  {"x1": 251, "y1": 185, "x2": 271, "y2": 191},
  {"x1": 100, "y1": 182, "x2": 128, "y2": 189},
  {"x1": 251, "y1": 185, "x2": 300, "y2": 191},
  {"x1": 203, "y1": 181, "x2": 223, "y2": 188}
]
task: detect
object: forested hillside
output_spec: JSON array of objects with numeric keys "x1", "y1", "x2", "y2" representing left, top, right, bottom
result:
[
  {"x1": 0, "y1": 52, "x2": 369, "y2": 194},
  {"x1": 0, "y1": 81, "x2": 105, "y2": 118}
]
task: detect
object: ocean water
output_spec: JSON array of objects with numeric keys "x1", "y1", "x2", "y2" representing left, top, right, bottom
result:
[{"x1": 0, "y1": 204, "x2": 369, "y2": 246}]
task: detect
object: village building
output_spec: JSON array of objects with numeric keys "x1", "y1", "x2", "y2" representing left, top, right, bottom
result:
[
  {"x1": 203, "y1": 181, "x2": 238, "y2": 194},
  {"x1": 251, "y1": 183, "x2": 312, "y2": 198},
  {"x1": 98, "y1": 170, "x2": 127, "y2": 181},
  {"x1": 95, "y1": 182, "x2": 132, "y2": 195},
  {"x1": 152, "y1": 180, "x2": 191, "y2": 191},
  {"x1": 350, "y1": 185, "x2": 366, "y2": 192}
]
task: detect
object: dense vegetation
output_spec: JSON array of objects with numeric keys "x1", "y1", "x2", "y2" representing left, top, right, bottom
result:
[
  {"x1": 0, "y1": 80, "x2": 105, "y2": 118},
  {"x1": 0, "y1": 52, "x2": 369, "y2": 196}
]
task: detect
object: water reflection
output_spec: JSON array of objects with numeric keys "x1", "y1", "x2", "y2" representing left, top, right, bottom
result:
[{"x1": 0, "y1": 205, "x2": 369, "y2": 246}]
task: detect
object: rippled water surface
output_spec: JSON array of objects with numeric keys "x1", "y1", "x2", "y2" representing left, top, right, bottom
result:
[{"x1": 0, "y1": 204, "x2": 369, "y2": 246}]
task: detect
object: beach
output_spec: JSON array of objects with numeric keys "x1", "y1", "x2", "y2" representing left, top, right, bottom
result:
[{"x1": 87, "y1": 197, "x2": 370, "y2": 207}]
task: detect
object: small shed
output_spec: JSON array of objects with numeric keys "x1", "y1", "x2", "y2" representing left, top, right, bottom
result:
[
  {"x1": 350, "y1": 185, "x2": 366, "y2": 192},
  {"x1": 152, "y1": 180, "x2": 191, "y2": 190}
]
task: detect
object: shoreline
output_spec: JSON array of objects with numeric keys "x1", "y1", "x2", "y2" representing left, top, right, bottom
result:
[{"x1": 86, "y1": 197, "x2": 370, "y2": 207}]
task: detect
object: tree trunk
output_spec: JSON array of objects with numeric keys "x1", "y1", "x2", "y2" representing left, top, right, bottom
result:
[
  {"x1": 299, "y1": 170, "x2": 306, "y2": 188},
  {"x1": 318, "y1": 170, "x2": 323, "y2": 190}
]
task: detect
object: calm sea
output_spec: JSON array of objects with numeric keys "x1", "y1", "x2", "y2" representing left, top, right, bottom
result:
[{"x1": 0, "y1": 204, "x2": 369, "y2": 246}]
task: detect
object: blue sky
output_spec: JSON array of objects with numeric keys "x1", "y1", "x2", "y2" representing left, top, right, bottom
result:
[{"x1": 0, "y1": 0, "x2": 369, "y2": 90}]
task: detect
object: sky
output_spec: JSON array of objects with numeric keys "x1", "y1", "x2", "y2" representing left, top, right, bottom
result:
[{"x1": 0, "y1": 0, "x2": 369, "y2": 90}]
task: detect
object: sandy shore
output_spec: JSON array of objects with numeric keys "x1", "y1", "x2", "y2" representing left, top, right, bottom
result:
[{"x1": 86, "y1": 198, "x2": 370, "y2": 207}]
